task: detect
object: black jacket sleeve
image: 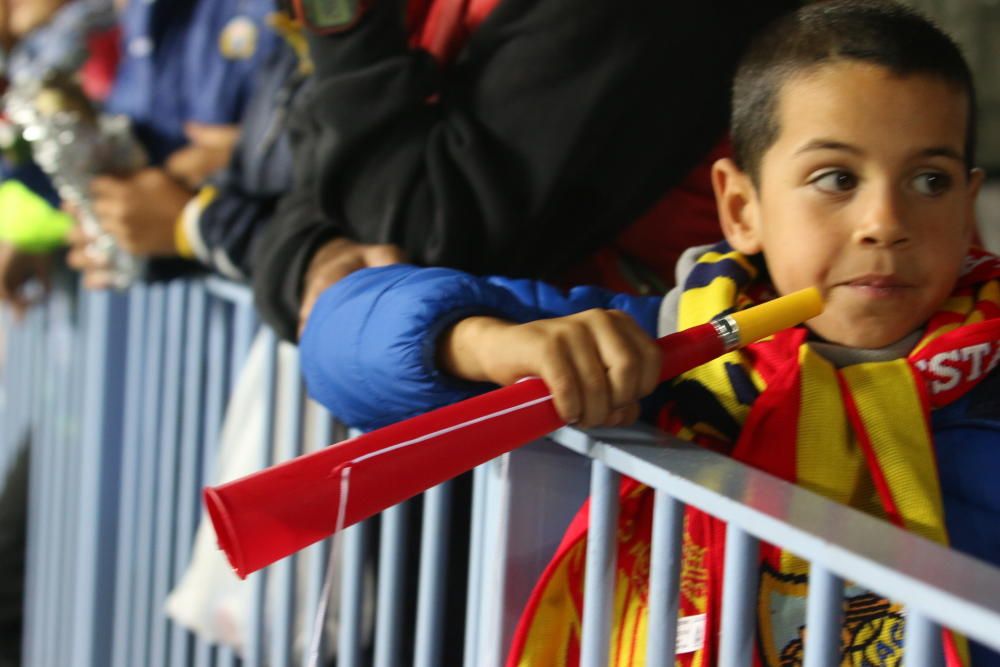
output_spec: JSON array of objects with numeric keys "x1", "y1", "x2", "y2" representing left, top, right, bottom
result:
[{"x1": 253, "y1": 0, "x2": 798, "y2": 340}]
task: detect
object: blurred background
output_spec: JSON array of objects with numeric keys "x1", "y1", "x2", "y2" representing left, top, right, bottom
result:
[{"x1": 908, "y1": 0, "x2": 1000, "y2": 249}]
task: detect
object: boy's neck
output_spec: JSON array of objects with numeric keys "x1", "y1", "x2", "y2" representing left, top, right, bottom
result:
[{"x1": 807, "y1": 330, "x2": 923, "y2": 368}]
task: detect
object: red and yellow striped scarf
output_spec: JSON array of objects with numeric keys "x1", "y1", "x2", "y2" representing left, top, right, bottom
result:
[{"x1": 508, "y1": 246, "x2": 1000, "y2": 667}]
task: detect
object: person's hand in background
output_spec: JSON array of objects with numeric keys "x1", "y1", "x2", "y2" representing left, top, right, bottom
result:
[
  {"x1": 298, "y1": 237, "x2": 406, "y2": 337},
  {"x1": 88, "y1": 168, "x2": 192, "y2": 256},
  {"x1": 0, "y1": 242, "x2": 51, "y2": 314},
  {"x1": 164, "y1": 122, "x2": 240, "y2": 189}
]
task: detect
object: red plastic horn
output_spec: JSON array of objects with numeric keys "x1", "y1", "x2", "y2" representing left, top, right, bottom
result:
[{"x1": 205, "y1": 288, "x2": 822, "y2": 578}]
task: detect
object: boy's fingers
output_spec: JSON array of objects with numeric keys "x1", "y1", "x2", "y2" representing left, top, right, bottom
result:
[
  {"x1": 588, "y1": 311, "x2": 644, "y2": 409},
  {"x1": 618, "y1": 315, "x2": 662, "y2": 397},
  {"x1": 562, "y1": 324, "x2": 613, "y2": 427},
  {"x1": 540, "y1": 343, "x2": 583, "y2": 426}
]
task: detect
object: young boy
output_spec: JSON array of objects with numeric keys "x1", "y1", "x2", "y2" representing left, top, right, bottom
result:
[{"x1": 300, "y1": 1, "x2": 1000, "y2": 664}]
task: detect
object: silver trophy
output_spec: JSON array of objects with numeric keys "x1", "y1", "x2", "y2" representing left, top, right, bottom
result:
[{"x1": 5, "y1": 72, "x2": 148, "y2": 288}]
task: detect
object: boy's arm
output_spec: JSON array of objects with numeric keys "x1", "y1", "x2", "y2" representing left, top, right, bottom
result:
[
  {"x1": 440, "y1": 312, "x2": 660, "y2": 428},
  {"x1": 299, "y1": 265, "x2": 663, "y2": 431}
]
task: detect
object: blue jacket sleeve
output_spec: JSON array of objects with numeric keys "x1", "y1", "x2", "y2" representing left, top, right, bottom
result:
[{"x1": 300, "y1": 265, "x2": 662, "y2": 430}]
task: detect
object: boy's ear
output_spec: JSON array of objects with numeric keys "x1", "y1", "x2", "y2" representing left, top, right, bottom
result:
[
  {"x1": 964, "y1": 167, "x2": 986, "y2": 240},
  {"x1": 712, "y1": 158, "x2": 763, "y2": 255}
]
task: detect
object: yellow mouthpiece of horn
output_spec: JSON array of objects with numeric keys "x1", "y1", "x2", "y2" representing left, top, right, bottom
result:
[{"x1": 730, "y1": 286, "x2": 824, "y2": 346}]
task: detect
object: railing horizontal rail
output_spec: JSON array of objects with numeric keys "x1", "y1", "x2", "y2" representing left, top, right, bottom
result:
[{"x1": 551, "y1": 424, "x2": 1000, "y2": 652}]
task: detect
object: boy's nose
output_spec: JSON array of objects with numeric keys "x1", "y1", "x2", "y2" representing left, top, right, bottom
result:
[{"x1": 854, "y1": 192, "x2": 911, "y2": 248}]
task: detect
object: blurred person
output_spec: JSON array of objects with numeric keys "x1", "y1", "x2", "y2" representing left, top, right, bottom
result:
[
  {"x1": 0, "y1": 0, "x2": 118, "y2": 310},
  {"x1": 253, "y1": 0, "x2": 800, "y2": 342},
  {"x1": 65, "y1": 0, "x2": 278, "y2": 288}
]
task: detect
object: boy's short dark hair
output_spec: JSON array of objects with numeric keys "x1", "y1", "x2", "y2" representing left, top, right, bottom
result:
[{"x1": 731, "y1": 0, "x2": 977, "y2": 183}]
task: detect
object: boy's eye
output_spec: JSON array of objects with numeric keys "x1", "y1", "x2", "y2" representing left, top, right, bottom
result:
[
  {"x1": 810, "y1": 170, "x2": 858, "y2": 193},
  {"x1": 911, "y1": 171, "x2": 953, "y2": 196}
]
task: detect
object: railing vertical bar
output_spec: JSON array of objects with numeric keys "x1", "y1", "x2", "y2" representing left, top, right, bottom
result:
[
  {"x1": 112, "y1": 286, "x2": 149, "y2": 667},
  {"x1": 0, "y1": 311, "x2": 18, "y2": 459},
  {"x1": 60, "y1": 295, "x2": 83, "y2": 665},
  {"x1": 646, "y1": 491, "x2": 685, "y2": 666},
  {"x1": 303, "y1": 409, "x2": 334, "y2": 667},
  {"x1": 42, "y1": 304, "x2": 66, "y2": 667},
  {"x1": 337, "y1": 520, "x2": 369, "y2": 667},
  {"x1": 44, "y1": 298, "x2": 62, "y2": 667},
  {"x1": 0, "y1": 308, "x2": 10, "y2": 468},
  {"x1": 10, "y1": 320, "x2": 31, "y2": 667},
  {"x1": 245, "y1": 324, "x2": 277, "y2": 667},
  {"x1": 74, "y1": 288, "x2": 129, "y2": 667},
  {"x1": 214, "y1": 300, "x2": 242, "y2": 667},
  {"x1": 19, "y1": 324, "x2": 40, "y2": 667},
  {"x1": 150, "y1": 283, "x2": 188, "y2": 667},
  {"x1": 22, "y1": 311, "x2": 39, "y2": 667},
  {"x1": 803, "y1": 564, "x2": 843, "y2": 667},
  {"x1": 129, "y1": 285, "x2": 167, "y2": 667},
  {"x1": 230, "y1": 301, "x2": 256, "y2": 387},
  {"x1": 374, "y1": 502, "x2": 410, "y2": 667},
  {"x1": 194, "y1": 296, "x2": 232, "y2": 667},
  {"x1": 211, "y1": 302, "x2": 241, "y2": 667},
  {"x1": 463, "y1": 464, "x2": 488, "y2": 667},
  {"x1": 0, "y1": 308, "x2": 9, "y2": 465},
  {"x1": 580, "y1": 458, "x2": 621, "y2": 667},
  {"x1": 32, "y1": 306, "x2": 55, "y2": 667},
  {"x1": 904, "y1": 611, "x2": 944, "y2": 667},
  {"x1": 38, "y1": 306, "x2": 56, "y2": 667},
  {"x1": 414, "y1": 481, "x2": 453, "y2": 667},
  {"x1": 40, "y1": 302, "x2": 59, "y2": 667},
  {"x1": 718, "y1": 525, "x2": 759, "y2": 667},
  {"x1": 170, "y1": 282, "x2": 208, "y2": 667},
  {"x1": 21, "y1": 310, "x2": 37, "y2": 666},
  {"x1": 269, "y1": 347, "x2": 302, "y2": 667}
]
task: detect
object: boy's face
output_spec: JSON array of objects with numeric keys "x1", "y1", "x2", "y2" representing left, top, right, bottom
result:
[{"x1": 715, "y1": 62, "x2": 982, "y2": 348}]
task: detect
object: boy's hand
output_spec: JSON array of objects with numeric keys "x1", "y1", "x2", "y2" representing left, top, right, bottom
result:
[{"x1": 440, "y1": 310, "x2": 662, "y2": 428}]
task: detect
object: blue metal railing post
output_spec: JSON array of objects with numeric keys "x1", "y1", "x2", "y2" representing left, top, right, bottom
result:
[
  {"x1": 111, "y1": 286, "x2": 149, "y2": 667},
  {"x1": 70, "y1": 289, "x2": 129, "y2": 667},
  {"x1": 580, "y1": 458, "x2": 620, "y2": 667},
  {"x1": 646, "y1": 491, "x2": 685, "y2": 666}
]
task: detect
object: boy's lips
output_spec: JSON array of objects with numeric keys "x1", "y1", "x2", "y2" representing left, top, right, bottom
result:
[{"x1": 835, "y1": 274, "x2": 915, "y2": 298}]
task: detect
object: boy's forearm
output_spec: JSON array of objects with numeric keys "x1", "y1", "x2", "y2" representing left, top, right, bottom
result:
[{"x1": 437, "y1": 316, "x2": 510, "y2": 384}]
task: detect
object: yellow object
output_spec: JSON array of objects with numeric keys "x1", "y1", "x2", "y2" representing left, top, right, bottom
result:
[
  {"x1": 175, "y1": 185, "x2": 218, "y2": 259},
  {"x1": 267, "y1": 12, "x2": 314, "y2": 75},
  {"x1": 730, "y1": 286, "x2": 823, "y2": 346},
  {"x1": 0, "y1": 179, "x2": 73, "y2": 253}
]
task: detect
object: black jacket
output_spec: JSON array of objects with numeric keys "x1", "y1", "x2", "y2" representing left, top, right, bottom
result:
[
  {"x1": 253, "y1": 0, "x2": 799, "y2": 341},
  {"x1": 181, "y1": 37, "x2": 310, "y2": 281}
]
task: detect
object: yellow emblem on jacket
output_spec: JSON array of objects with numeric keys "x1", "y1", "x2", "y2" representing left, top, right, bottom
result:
[{"x1": 219, "y1": 15, "x2": 259, "y2": 60}]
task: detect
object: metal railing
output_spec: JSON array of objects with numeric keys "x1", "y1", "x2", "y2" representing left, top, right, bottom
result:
[{"x1": 3, "y1": 277, "x2": 1000, "y2": 666}]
